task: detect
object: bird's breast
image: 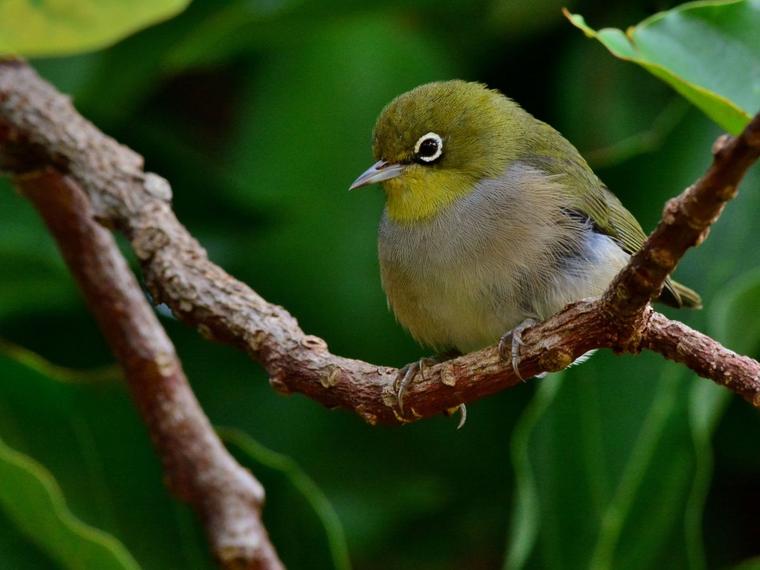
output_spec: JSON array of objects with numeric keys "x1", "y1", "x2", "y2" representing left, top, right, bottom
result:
[
  {"x1": 379, "y1": 224, "x2": 524, "y2": 352},
  {"x1": 377, "y1": 166, "x2": 549, "y2": 351},
  {"x1": 376, "y1": 162, "x2": 628, "y2": 353}
]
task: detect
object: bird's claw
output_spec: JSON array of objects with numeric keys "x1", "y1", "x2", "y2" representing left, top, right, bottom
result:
[
  {"x1": 394, "y1": 357, "x2": 435, "y2": 415},
  {"x1": 444, "y1": 403, "x2": 468, "y2": 429},
  {"x1": 456, "y1": 404, "x2": 467, "y2": 429},
  {"x1": 394, "y1": 351, "x2": 460, "y2": 417},
  {"x1": 498, "y1": 318, "x2": 538, "y2": 381}
]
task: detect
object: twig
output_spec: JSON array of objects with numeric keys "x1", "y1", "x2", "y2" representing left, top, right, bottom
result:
[
  {"x1": 16, "y1": 168, "x2": 283, "y2": 570},
  {"x1": 1, "y1": 60, "x2": 760, "y2": 429},
  {"x1": 642, "y1": 312, "x2": 760, "y2": 407}
]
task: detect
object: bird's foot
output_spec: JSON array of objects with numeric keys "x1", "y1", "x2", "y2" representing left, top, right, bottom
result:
[
  {"x1": 394, "y1": 351, "x2": 459, "y2": 416},
  {"x1": 393, "y1": 357, "x2": 435, "y2": 416},
  {"x1": 444, "y1": 403, "x2": 468, "y2": 429},
  {"x1": 498, "y1": 318, "x2": 538, "y2": 381}
]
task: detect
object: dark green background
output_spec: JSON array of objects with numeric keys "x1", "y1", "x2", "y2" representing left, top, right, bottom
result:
[{"x1": 1, "y1": 0, "x2": 759, "y2": 568}]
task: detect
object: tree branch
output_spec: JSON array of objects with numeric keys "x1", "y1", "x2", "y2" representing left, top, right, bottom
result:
[
  {"x1": 1, "y1": 60, "x2": 760, "y2": 431},
  {"x1": 604, "y1": 123, "x2": 760, "y2": 322},
  {"x1": 642, "y1": 312, "x2": 760, "y2": 407},
  {"x1": 16, "y1": 167, "x2": 283, "y2": 569}
]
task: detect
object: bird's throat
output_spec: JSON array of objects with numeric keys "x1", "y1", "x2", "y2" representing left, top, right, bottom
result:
[{"x1": 383, "y1": 171, "x2": 472, "y2": 223}]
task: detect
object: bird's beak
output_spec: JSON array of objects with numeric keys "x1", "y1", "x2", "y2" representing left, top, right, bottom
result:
[{"x1": 349, "y1": 160, "x2": 405, "y2": 190}]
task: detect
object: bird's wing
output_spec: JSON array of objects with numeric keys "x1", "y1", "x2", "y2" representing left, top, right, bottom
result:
[
  {"x1": 584, "y1": 187, "x2": 647, "y2": 255},
  {"x1": 577, "y1": 182, "x2": 686, "y2": 307},
  {"x1": 524, "y1": 150, "x2": 685, "y2": 307}
]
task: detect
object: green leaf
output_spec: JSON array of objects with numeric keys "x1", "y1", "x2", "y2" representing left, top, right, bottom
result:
[
  {"x1": 0, "y1": 436, "x2": 140, "y2": 570},
  {"x1": 565, "y1": 0, "x2": 760, "y2": 134},
  {"x1": 0, "y1": 0, "x2": 190, "y2": 57},
  {"x1": 220, "y1": 428, "x2": 352, "y2": 570},
  {"x1": 0, "y1": 507, "x2": 59, "y2": 569}
]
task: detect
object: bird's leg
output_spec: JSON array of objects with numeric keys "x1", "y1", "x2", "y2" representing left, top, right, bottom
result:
[
  {"x1": 394, "y1": 350, "x2": 459, "y2": 416},
  {"x1": 498, "y1": 318, "x2": 538, "y2": 381}
]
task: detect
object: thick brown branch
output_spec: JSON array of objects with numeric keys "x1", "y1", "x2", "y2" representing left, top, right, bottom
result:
[
  {"x1": 17, "y1": 169, "x2": 282, "y2": 570},
  {"x1": 1, "y1": 60, "x2": 760, "y2": 430}
]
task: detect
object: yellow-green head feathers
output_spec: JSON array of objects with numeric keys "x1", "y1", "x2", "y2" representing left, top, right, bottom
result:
[{"x1": 368, "y1": 81, "x2": 530, "y2": 223}]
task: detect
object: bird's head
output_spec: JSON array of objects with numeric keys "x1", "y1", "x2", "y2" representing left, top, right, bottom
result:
[{"x1": 350, "y1": 80, "x2": 527, "y2": 223}]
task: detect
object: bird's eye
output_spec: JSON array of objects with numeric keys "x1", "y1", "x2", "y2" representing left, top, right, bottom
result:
[{"x1": 414, "y1": 132, "x2": 443, "y2": 163}]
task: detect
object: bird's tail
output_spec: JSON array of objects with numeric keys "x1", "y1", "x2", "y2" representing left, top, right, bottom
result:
[{"x1": 660, "y1": 278, "x2": 702, "y2": 309}]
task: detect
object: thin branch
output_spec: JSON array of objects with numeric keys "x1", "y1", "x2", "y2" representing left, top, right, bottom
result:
[
  {"x1": 642, "y1": 312, "x2": 760, "y2": 407},
  {"x1": 603, "y1": 122, "x2": 760, "y2": 323},
  {"x1": 16, "y1": 168, "x2": 283, "y2": 570},
  {"x1": 1, "y1": 60, "x2": 760, "y2": 429}
]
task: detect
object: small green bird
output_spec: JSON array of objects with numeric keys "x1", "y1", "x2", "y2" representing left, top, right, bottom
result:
[{"x1": 350, "y1": 81, "x2": 700, "y2": 403}]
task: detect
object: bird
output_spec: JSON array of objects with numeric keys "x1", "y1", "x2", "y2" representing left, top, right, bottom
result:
[{"x1": 349, "y1": 80, "x2": 700, "y2": 412}]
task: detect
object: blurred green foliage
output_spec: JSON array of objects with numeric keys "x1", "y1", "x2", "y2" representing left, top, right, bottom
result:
[
  {"x1": 1, "y1": 1, "x2": 760, "y2": 569},
  {"x1": 567, "y1": 0, "x2": 760, "y2": 134}
]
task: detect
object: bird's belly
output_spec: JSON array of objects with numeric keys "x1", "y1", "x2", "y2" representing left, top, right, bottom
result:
[
  {"x1": 381, "y1": 230, "x2": 629, "y2": 354},
  {"x1": 381, "y1": 262, "x2": 527, "y2": 353}
]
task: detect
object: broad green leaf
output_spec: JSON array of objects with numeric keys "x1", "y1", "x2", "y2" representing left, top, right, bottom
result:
[
  {"x1": 0, "y1": 436, "x2": 140, "y2": 570},
  {"x1": 565, "y1": 0, "x2": 760, "y2": 134},
  {"x1": 0, "y1": 0, "x2": 190, "y2": 57},
  {"x1": 220, "y1": 428, "x2": 352, "y2": 570},
  {"x1": 0, "y1": 507, "x2": 59, "y2": 569}
]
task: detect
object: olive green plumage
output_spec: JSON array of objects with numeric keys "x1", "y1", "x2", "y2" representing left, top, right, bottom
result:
[{"x1": 352, "y1": 80, "x2": 700, "y2": 353}]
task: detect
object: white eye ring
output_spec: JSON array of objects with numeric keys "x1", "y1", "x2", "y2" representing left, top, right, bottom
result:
[{"x1": 414, "y1": 132, "x2": 444, "y2": 163}]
